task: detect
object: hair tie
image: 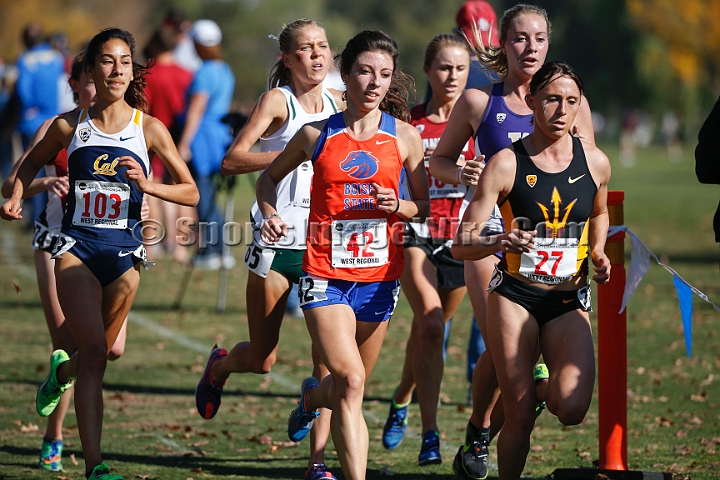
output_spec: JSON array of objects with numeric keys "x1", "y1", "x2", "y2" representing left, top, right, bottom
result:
[{"x1": 268, "y1": 23, "x2": 287, "y2": 42}]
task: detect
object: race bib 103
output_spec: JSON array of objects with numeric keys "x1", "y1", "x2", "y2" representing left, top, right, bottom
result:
[{"x1": 72, "y1": 181, "x2": 130, "y2": 229}]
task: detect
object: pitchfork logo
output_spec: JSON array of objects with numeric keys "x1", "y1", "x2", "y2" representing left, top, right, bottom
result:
[
  {"x1": 340, "y1": 150, "x2": 379, "y2": 180},
  {"x1": 536, "y1": 187, "x2": 577, "y2": 238}
]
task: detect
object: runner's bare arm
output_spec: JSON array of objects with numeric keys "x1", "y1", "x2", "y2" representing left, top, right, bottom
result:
[
  {"x1": 452, "y1": 149, "x2": 533, "y2": 260},
  {"x1": 130, "y1": 115, "x2": 198, "y2": 207},
  {"x1": 1, "y1": 117, "x2": 72, "y2": 220},
  {"x1": 221, "y1": 89, "x2": 288, "y2": 175},
  {"x1": 391, "y1": 121, "x2": 428, "y2": 221},
  {"x1": 585, "y1": 144, "x2": 612, "y2": 283},
  {"x1": 256, "y1": 122, "x2": 323, "y2": 243},
  {"x1": 2, "y1": 116, "x2": 69, "y2": 199},
  {"x1": 429, "y1": 87, "x2": 490, "y2": 185}
]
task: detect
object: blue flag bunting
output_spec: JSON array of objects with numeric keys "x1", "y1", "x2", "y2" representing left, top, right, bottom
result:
[
  {"x1": 672, "y1": 276, "x2": 693, "y2": 357},
  {"x1": 607, "y1": 225, "x2": 720, "y2": 357}
]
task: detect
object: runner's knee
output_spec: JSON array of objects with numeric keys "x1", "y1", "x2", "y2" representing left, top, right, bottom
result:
[{"x1": 416, "y1": 308, "x2": 445, "y2": 345}]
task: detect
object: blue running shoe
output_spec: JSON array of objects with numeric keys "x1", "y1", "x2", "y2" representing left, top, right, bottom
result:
[
  {"x1": 195, "y1": 346, "x2": 228, "y2": 420},
  {"x1": 382, "y1": 394, "x2": 409, "y2": 450},
  {"x1": 304, "y1": 463, "x2": 337, "y2": 480},
  {"x1": 38, "y1": 438, "x2": 63, "y2": 471},
  {"x1": 418, "y1": 429, "x2": 442, "y2": 466},
  {"x1": 288, "y1": 377, "x2": 320, "y2": 442}
]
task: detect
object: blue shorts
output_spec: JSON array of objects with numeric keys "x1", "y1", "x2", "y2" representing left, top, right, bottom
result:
[
  {"x1": 298, "y1": 273, "x2": 401, "y2": 322},
  {"x1": 51, "y1": 235, "x2": 145, "y2": 287}
]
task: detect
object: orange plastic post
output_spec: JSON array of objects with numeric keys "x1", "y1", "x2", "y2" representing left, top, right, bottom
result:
[{"x1": 597, "y1": 190, "x2": 628, "y2": 470}]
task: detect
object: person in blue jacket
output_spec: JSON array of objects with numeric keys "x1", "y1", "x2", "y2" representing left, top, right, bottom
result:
[{"x1": 177, "y1": 19, "x2": 236, "y2": 269}]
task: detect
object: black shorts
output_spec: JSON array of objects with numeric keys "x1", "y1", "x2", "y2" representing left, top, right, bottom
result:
[
  {"x1": 487, "y1": 267, "x2": 591, "y2": 327},
  {"x1": 405, "y1": 225, "x2": 465, "y2": 290}
]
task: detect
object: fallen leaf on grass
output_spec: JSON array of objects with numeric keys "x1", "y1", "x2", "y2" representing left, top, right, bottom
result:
[
  {"x1": 20, "y1": 423, "x2": 38, "y2": 432},
  {"x1": 677, "y1": 430, "x2": 688, "y2": 438},
  {"x1": 57, "y1": 476, "x2": 72, "y2": 480},
  {"x1": 655, "y1": 416, "x2": 672, "y2": 427},
  {"x1": 690, "y1": 391, "x2": 707, "y2": 402},
  {"x1": 700, "y1": 374, "x2": 714, "y2": 387},
  {"x1": 191, "y1": 467, "x2": 202, "y2": 473},
  {"x1": 13, "y1": 280, "x2": 21, "y2": 293},
  {"x1": 70, "y1": 453, "x2": 78, "y2": 465}
]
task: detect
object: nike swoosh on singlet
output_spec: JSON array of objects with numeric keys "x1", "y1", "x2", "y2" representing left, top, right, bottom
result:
[
  {"x1": 568, "y1": 174, "x2": 585, "y2": 184},
  {"x1": 562, "y1": 298, "x2": 575, "y2": 304},
  {"x1": 376, "y1": 139, "x2": 391, "y2": 145},
  {"x1": 119, "y1": 136, "x2": 135, "y2": 141},
  {"x1": 118, "y1": 250, "x2": 134, "y2": 257}
]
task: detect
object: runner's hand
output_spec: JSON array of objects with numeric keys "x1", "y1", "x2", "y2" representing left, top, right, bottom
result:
[
  {"x1": 45, "y1": 176, "x2": 69, "y2": 197},
  {"x1": 591, "y1": 249, "x2": 611, "y2": 284},
  {"x1": 118, "y1": 156, "x2": 149, "y2": 192},
  {"x1": 459, "y1": 155, "x2": 485, "y2": 186},
  {"x1": 499, "y1": 228, "x2": 535, "y2": 254},
  {"x1": 0, "y1": 198, "x2": 22, "y2": 221},
  {"x1": 370, "y1": 182, "x2": 399, "y2": 214},
  {"x1": 260, "y1": 215, "x2": 288, "y2": 244}
]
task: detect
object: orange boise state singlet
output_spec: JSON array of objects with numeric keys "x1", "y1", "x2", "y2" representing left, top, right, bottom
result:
[{"x1": 303, "y1": 112, "x2": 405, "y2": 282}]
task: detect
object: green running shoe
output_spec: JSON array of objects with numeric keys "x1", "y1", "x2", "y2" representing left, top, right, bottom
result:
[
  {"x1": 534, "y1": 363, "x2": 549, "y2": 418},
  {"x1": 87, "y1": 462, "x2": 124, "y2": 479},
  {"x1": 36, "y1": 350, "x2": 71, "y2": 417},
  {"x1": 38, "y1": 438, "x2": 63, "y2": 471}
]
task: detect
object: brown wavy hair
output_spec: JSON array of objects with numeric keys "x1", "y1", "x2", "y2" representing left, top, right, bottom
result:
[
  {"x1": 85, "y1": 28, "x2": 149, "y2": 112},
  {"x1": 336, "y1": 29, "x2": 414, "y2": 123},
  {"x1": 470, "y1": 3, "x2": 551, "y2": 81},
  {"x1": 268, "y1": 18, "x2": 325, "y2": 89}
]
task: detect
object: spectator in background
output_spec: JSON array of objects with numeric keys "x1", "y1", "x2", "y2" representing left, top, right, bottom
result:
[
  {"x1": 15, "y1": 24, "x2": 65, "y2": 225},
  {"x1": 0, "y1": 61, "x2": 19, "y2": 180},
  {"x1": 695, "y1": 95, "x2": 720, "y2": 243},
  {"x1": 177, "y1": 20, "x2": 235, "y2": 270},
  {"x1": 48, "y1": 32, "x2": 76, "y2": 113},
  {"x1": 455, "y1": 0, "x2": 500, "y2": 89},
  {"x1": 144, "y1": 10, "x2": 194, "y2": 263}
]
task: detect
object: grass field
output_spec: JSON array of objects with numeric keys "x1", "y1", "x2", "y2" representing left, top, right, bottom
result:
[{"x1": 0, "y1": 144, "x2": 719, "y2": 479}]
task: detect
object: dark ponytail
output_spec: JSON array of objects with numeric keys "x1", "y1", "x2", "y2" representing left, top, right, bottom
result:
[{"x1": 85, "y1": 28, "x2": 149, "y2": 112}]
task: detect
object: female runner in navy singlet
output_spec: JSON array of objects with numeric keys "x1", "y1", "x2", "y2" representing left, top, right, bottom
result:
[{"x1": 1, "y1": 28, "x2": 198, "y2": 480}]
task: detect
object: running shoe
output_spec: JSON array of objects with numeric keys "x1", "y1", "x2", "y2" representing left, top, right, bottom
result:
[
  {"x1": 288, "y1": 377, "x2": 320, "y2": 442},
  {"x1": 38, "y1": 438, "x2": 63, "y2": 471},
  {"x1": 534, "y1": 363, "x2": 549, "y2": 418},
  {"x1": 418, "y1": 429, "x2": 442, "y2": 466},
  {"x1": 453, "y1": 423, "x2": 490, "y2": 480},
  {"x1": 382, "y1": 390, "x2": 409, "y2": 450},
  {"x1": 195, "y1": 346, "x2": 228, "y2": 420},
  {"x1": 86, "y1": 462, "x2": 123, "y2": 479},
  {"x1": 36, "y1": 350, "x2": 72, "y2": 417},
  {"x1": 304, "y1": 463, "x2": 337, "y2": 480}
]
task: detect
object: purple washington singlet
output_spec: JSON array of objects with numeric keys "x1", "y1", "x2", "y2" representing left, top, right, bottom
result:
[{"x1": 475, "y1": 82, "x2": 534, "y2": 161}]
